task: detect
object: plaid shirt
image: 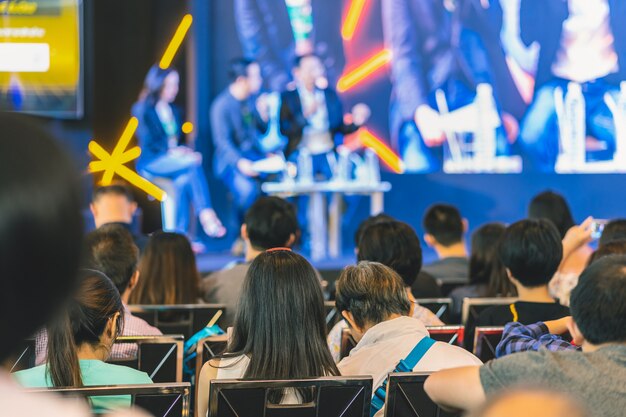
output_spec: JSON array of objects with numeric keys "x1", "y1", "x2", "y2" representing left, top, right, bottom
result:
[
  {"x1": 496, "y1": 321, "x2": 579, "y2": 358},
  {"x1": 35, "y1": 304, "x2": 162, "y2": 365}
]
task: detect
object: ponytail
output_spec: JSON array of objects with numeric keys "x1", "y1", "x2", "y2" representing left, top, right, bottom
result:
[{"x1": 46, "y1": 312, "x2": 83, "y2": 387}]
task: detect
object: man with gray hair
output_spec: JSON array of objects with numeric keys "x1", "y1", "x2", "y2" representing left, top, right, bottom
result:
[{"x1": 336, "y1": 261, "x2": 481, "y2": 416}]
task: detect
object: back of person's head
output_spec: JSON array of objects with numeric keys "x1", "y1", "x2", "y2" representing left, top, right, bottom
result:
[
  {"x1": 90, "y1": 183, "x2": 137, "y2": 228},
  {"x1": 569, "y1": 255, "x2": 626, "y2": 345},
  {"x1": 423, "y1": 204, "x2": 464, "y2": 246},
  {"x1": 142, "y1": 64, "x2": 178, "y2": 104},
  {"x1": 227, "y1": 57, "x2": 254, "y2": 82},
  {"x1": 0, "y1": 114, "x2": 83, "y2": 362},
  {"x1": 130, "y1": 232, "x2": 199, "y2": 305},
  {"x1": 353, "y1": 213, "x2": 394, "y2": 247},
  {"x1": 357, "y1": 220, "x2": 422, "y2": 288},
  {"x1": 335, "y1": 261, "x2": 411, "y2": 329},
  {"x1": 227, "y1": 249, "x2": 338, "y2": 380},
  {"x1": 588, "y1": 240, "x2": 626, "y2": 266},
  {"x1": 498, "y1": 219, "x2": 563, "y2": 287},
  {"x1": 528, "y1": 191, "x2": 575, "y2": 239},
  {"x1": 599, "y1": 219, "x2": 626, "y2": 246},
  {"x1": 83, "y1": 224, "x2": 139, "y2": 295},
  {"x1": 469, "y1": 223, "x2": 515, "y2": 296},
  {"x1": 244, "y1": 197, "x2": 298, "y2": 251},
  {"x1": 48, "y1": 269, "x2": 124, "y2": 387}
]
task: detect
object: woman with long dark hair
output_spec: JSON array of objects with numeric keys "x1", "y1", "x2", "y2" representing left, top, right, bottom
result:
[
  {"x1": 196, "y1": 249, "x2": 339, "y2": 416},
  {"x1": 133, "y1": 64, "x2": 225, "y2": 239},
  {"x1": 449, "y1": 223, "x2": 517, "y2": 321},
  {"x1": 13, "y1": 270, "x2": 152, "y2": 412},
  {"x1": 528, "y1": 190, "x2": 592, "y2": 304},
  {"x1": 130, "y1": 232, "x2": 201, "y2": 305}
]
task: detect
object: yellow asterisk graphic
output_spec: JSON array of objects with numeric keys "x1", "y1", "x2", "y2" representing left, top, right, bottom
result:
[
  {"x1": 88, "y1": 117, "x2": 167, "y2": 201},
  {"x1": 88, "y1": 14, "x2": 194, "y2": 201}
]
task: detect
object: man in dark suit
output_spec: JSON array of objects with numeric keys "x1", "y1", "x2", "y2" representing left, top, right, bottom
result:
[
  {"x1": 279, "y1": 54, "x2": 370, "y2": 177},
  {"x1": 383, "y1": 0, "x2": 517, "y2": 172},
  {"x1": 518, "y1": 0, "x2": 626, "y2": 172},
  {"x1": 234, "y1": 0, "x2": 345, "y2": 92}
]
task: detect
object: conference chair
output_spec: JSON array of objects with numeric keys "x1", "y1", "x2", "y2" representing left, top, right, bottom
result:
[
  {"x1": 461, "y1": 297, "x2": 517, "y2": 351},
  {"x1": 384, "y1": 372, "x2": 459, "y2": 417},
  {"x1": 194, "y1": 333, "x2": 229, "y2": 378},
  {"x1": 208, "y1": 376, "x2": 373, "y2": 417},
  {"x1": 27, "y1": 382, "x2": 191, "y2": 417},
  {"x1": 473, "y1": 327, "x2": 504, "y2": 363},
  {"x1": 325, "y1": 300, "x2": 341, "y2": 331},
  {"x1": 128, "y1": 304, "x2": 226, "y2": 339},
  {"x1": 425, "y1": 325, "x2": 464, "y2": 346},
  {"x1": 436, "y1": 279, "x2": 467, "y2": 297},
  {"x1": 7, "y1": 338, "x2": 35, "y2": 373},
  {"x1": 109, "y1": 335, "x2": 184, "y2": 383},
  {"x1": 416, "y1": 298, "x2": 453, "y2": 323}
]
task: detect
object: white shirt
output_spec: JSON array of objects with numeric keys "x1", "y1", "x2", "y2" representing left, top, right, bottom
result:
[
  {"x1": 338, "y1": 317, "x2": 482, "y2": 416},
  {"x1": 297, "y1": 85, "x2": 334, "y2": 155},
  {"x1": 552, "y1": 0, "x2": 618, "y2": 83}
]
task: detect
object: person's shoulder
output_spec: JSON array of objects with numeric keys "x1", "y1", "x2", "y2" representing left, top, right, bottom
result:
[
  {"x1": 431, "y1": 341, "x2": 483, "y2": 366},
  {"x1": 94, "y1": 361, "x2": 152, "y2": 384},
  {"x1": 12, "y1": 364, "x2": 49, "y2": 387},
  {"x1": 125, "y1": 313, "x2": 162, "y2": 336}
]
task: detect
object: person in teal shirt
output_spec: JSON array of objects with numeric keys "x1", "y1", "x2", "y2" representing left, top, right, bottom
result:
[{"x1": 13, "y1": 270, "x2": 153, "y2": 413}]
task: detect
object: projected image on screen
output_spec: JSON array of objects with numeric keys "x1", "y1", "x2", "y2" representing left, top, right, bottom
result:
[
  {"x1": 0, "y1": 0, "x2": 82, "y2": 118},
  {"x1": 233, "y1": 0, "x2": 626, "y2": 174}
]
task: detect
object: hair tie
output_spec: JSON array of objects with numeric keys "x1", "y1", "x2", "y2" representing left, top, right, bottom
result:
[{"x1": 266, "y1": 247, "x2": 292, "y2": 253}]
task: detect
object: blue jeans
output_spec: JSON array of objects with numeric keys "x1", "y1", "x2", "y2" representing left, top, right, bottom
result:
[
  {"x1": 219, "y1": 166, "x2": 261, "y2": 223},
  {"x1": 395, "y1": 80, "x2": 510, "y2": 173},
  {"x1": 143, "y1": 153, "x2": 212, "y2": 232},
  {"x1": 519, "y1": 78, "x2": 619, "y2": 172}
]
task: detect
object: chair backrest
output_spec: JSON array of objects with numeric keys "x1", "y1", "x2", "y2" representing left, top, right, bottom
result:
[
  {"x1": 339, "y1": 327, "x2": 357, "y2": 360},
  {"x1": 208, "y1": 376, "x2": 373, "y2": 417},
  {"x1": 128, "y1": 304, "x2": 226, "y2": 339},
  {"x1": 384, "y1": 373, "x2": 460, "y2": 417},
  {"x1": 436, "y1": 279, "x2": 468, "y2": 297},
  {"x1": 26, "y1": 382, "x2": 191, "y2": 417},
  {"x1": 325, "y1": 301, "x2": 340, "y2": 331},
  {"x1": 109, "y1": 335, "x2": 184, "y2": 383},
  {"x1": 473, "y1": 327, "x2": 504, "y2": 363},
  {"x1": 8, "y1": 339, "x2": 35, "y2": 373},
  {"x1": 416, "y1": 298, "x2": 454, "y2": 323},
  {"x1": 461, "y1": 297, "x2": 516, "y2": 351},
  {"x1": 194, "y1": 334, "x2": 229, "y2": 378},
  {"x1": 425, "y1": 326, "x2": 464, "y2": 346}
]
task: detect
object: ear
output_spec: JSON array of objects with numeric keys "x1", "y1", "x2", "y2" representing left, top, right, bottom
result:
[
  {"x1": 285, "y1": 233, "x2": 296, "y2": 248},
  {"x1": 341, "y1": 311, "x2": 359, "y2": 331},
  {"x1": 405, "y1": 288, "x2": 416, "y2": 317},
  {"x1": 89, "y1": 203, "x2": 97, "y2": 217},
  {"x1": 128, "y1": 270, "x2": 140, "y2": 292},
  {"x1": 462, "y1": 218, "x2": 469, "y2": 233},
  {"x1": 424, "y1": 234, "x2": 436, "y2": 247},
  {"x1": 241, "y1": 224, "x2": 248, "y2": 241},
  {"x1": 106, "y1": 312, "x2": 121, "y2": 340},
  {"x1": 129, "y1": 201, "x2": 138, "y2": 215},
  {"x1": 506, "y1": 268, "x2": 518, "y2": 285},
  {"x1": 566, "y1": 317, "x2": 586, "y2": 347}
]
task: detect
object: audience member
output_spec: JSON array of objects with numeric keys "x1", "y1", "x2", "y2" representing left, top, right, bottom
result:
[
  {"x1": 90, "y1": 184, "x2": 149, "y2": 252},
  {"x1": 449, "y1": 223, "x2": 516, "y2": 321},
  {"x1": 528, "y1": 191, "x2": 592, "y2": 301},
  {"x1": 354, "y1": 214, "x2": 441, "y2": 298},
  {"x1": 599, "y1": 219, "x2": 626, "y2": 246},
  {"x1": 0, "y1": 114, "x2": 95, "y2": 417},
  {"x1": 422, "y1": 204, "x2": 469, "y2": 285},
  {"x1": 336, "y1": 262, "x2": 481, "y2": 417},
  {"x1": 35, "y1": 225, "x2": 161, "y2": 365},
  {"x1": 200, "y1": 196, "x2": 299, "y2": 327},
  {"x1": 196, "y1": 250, "x2": 338, "y2": 416},
  {"x1": 424, "y1": 255, "x2": 626, "y2": 417},
  {"x1": 328, "y1": 220, "x2": 444, "y2": 362},
  {"x1": 466, "y1": 389, "x2": 589, "y2": 417},
  {"x1": 130, "y1": 232, "x2": 201, "y2": 305},
  {"x1": 14, "y1": 270, "x2": 153, "y2": 413},
  {"x1": 496, "y1": 241, "x2": 626, "y2": 357},
  {"x1": 466, "y1": 219, "x2": 570, "y2": 349}
]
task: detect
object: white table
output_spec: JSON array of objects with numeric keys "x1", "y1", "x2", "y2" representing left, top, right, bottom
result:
[{"x1": 262, "y1": 180, "x2": 392, "y2": 260}]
